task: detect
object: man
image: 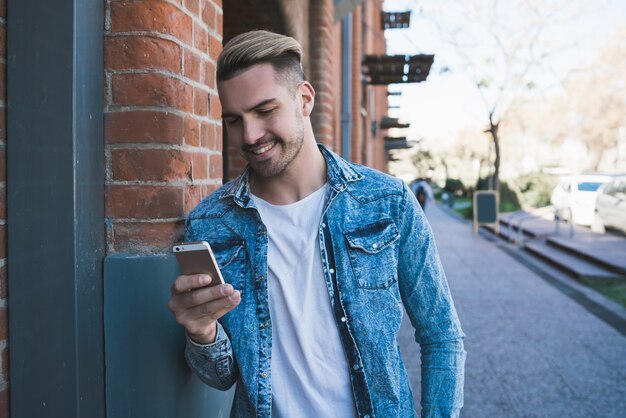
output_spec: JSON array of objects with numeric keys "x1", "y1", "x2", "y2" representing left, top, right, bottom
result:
[{"x1": 168, "y1": 30, "x2": 465, "y2": 418}]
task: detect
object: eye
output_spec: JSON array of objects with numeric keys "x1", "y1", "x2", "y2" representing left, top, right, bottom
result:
[
  {"x1": 258, "y1": 108, "x2": 275, "y2": 116},
  {"x1": 224, "y1": 117, "x2": 240, "y2": 126}
]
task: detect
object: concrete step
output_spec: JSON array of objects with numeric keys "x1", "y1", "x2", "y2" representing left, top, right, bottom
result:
[
  {"x1": 524, "y1": 240, "x2": 623, "y2": 280},
  {"x1": 482, "y1": 224, "x2": 517, "y2": 242},
  {"x1": 547, "y1": 235, "x2": 626, "y2": 275}
]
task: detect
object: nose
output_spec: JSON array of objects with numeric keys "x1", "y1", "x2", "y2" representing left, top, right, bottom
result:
[{"x1": 242, "y1": 119, "x2": 265, "y2": 145}]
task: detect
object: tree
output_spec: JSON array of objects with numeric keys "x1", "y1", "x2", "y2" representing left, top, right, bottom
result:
[
  {"x1": 562, "y1": 26, "x2": 626, "y2": 171},
  {"x1": 427, "y1": 0, "x2": 588, "y2": 190}
]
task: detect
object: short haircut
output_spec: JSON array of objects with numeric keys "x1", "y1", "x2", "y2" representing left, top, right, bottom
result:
[{"x1": 217, "y1": 30, "x2": 304, "y2": 91}]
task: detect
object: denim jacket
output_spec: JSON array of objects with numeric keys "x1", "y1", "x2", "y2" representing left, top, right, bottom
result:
[{"x1": 184, "y1": 145, "x2": 466, "y2": 418}]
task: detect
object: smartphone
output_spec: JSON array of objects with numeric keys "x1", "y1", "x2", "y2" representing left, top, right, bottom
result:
[{"x1": 173, "y1": 240, "x2": 225, "y2": 286}]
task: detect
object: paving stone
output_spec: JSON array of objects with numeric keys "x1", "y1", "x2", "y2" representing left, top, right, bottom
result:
[{"x1": 399, "y1": 205, "x2": 626, "y2": 418}]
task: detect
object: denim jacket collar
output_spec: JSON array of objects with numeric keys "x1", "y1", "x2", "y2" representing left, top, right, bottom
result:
[{"x1": 219, "y1": 144, "x2": 364, "y2": 207}]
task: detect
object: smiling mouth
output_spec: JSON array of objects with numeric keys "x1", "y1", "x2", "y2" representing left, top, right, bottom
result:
[{"x1": 249, "y1": 141, "x2": 276, "y2": 155}]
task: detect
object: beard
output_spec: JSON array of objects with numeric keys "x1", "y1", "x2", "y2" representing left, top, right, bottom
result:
[{"x1": 243, "y1": 114, "x2": 305, "y2": 179}]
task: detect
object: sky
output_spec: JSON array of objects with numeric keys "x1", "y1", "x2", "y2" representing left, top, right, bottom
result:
[{"x1": 382, "y1": 0, "x2": 626, "y2": 149}]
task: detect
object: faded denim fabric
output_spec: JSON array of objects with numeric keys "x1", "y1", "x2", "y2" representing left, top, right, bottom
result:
[{"x1": 184, "y1": 145, "x2": 466, "y2": 418}]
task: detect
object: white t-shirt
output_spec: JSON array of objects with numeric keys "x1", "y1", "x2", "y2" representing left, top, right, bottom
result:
[{"x1": 251, "y1": 184, "x2": 357, "y2": 418}]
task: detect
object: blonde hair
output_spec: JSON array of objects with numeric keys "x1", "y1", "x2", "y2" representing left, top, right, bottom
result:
[{"x1": 217, "y1": 30, "x2": 304, "y2": 89}]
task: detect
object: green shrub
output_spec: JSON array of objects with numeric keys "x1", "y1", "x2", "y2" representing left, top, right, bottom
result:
[
  {"x1": 513, "y1": 173, "x2": 557, "y2": 208},
  {"x1": 444, "y1": 178, "x2": 466, "y2": 197},
  {"x1": 475, "y1": 177, "x2": 521, "y2": 212}
]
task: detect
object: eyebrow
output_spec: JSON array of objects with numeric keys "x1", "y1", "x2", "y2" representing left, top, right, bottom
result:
[{"x1": 221, "y1": 98, "x2": 279, "y2": 119}]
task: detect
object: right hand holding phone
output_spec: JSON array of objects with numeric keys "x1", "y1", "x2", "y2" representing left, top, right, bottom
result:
[{"x1": 168, "y1": 274, "x2": 241, "y2": 344}]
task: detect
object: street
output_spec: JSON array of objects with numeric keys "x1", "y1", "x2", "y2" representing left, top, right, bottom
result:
[{"x1": 399, "y1": 205, "x2": 626, "y2": 418}]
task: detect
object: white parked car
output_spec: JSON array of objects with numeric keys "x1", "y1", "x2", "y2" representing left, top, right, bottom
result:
[
  {"x1": 593, "y1": 176, "x2": 626, "y2": 234},
  {"x1": 550, "y1": 174, "x2": 614, "y2": 226}
]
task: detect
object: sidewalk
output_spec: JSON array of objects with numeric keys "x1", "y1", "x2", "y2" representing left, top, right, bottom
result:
[{"x1": 399, "y1": 205, "x2": 626, "y2": 418}]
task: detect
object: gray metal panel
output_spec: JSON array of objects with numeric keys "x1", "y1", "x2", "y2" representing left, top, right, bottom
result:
[
  {"x1": 105, "y1": 254, "x2": 234, "y2": 418},
  {"x1": 7, "y1": 0, "x2": 105, "y2": 417}
]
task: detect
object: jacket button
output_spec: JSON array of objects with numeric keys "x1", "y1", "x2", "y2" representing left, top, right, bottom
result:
[
  {"x1": 372, "y1": 243, "x2": 378, "y2": 249},
  {"x1": 329, "y1": 268, "x2": 335, "y2": 274},
  {"x1": 353, "y1": 364, "x2": 359, "y2": 370},
  {"x1": 340, "y1": 317, "x2": 346, "y2": 323},
  {"x1": 261, "y1": 372, "x2": 267, "y2": 378}
]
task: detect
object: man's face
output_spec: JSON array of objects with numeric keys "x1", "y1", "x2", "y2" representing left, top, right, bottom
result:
[{"x1": 218, "y1": 63, "x2": 306, "y2": 178}]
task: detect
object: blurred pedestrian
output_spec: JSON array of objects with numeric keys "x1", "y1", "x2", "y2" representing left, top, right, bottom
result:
[{"x1": 411, "y1": 177, "x2": 435, "y2": 211}]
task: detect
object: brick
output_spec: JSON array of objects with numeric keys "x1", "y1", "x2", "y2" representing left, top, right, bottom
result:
[
  {"x1": 112, "y1": 149, "x2": 192, "y2": 181},
  {"x1": 111, "y1": 1, "x2": 192, "y2": 45},
  {"x1": 216, "y1": 124, "x2": 223, "y2": 151},
  {"x1": 199, "y1": 122, "x2": 214, "y2": 148},
  {"x1": 205, "y1": 61, "x2": 215, "y2": 89},
  {"x1": 0, "y1": 225, "x2": 4, "y2": 259},
  {"x1": 1, "y1": 344, "x2": 6, "y2": 377},
  {"x1": 105, "y1": 36, "x2": 182, "y2": 74},
  {"x1": 0, "y1": 264, "x2": 5, "y2": 299},
  {"x1": 184, "y1": 117, "x2": 200, "y2": 146},
  {"x1": 0, "y1": 308, "x2": 6, "y2": 340},
  {"x1": 0, "y1": 185, "x2": 4, "y2": 219},
  {"x1": 0, "y1": 109, "x2": 5, "y2": 141},
  {"x1": 0, "y1": 27, "x2": 5, "y2": 58},
  {"x1": 208, "y1": 34, "x2": 222, "y2": 61},
  {"x1": 106, "y1": 185, "x2": 183, "y2": 219},
  {"x1": 202, "y1": 1, "x2": 216, "y2": 28},
  {"x1": 112, "y1": 221, "x2": 185, "y2": 254},
  {"x1": 194, "y1": 88, "x2": 209, "y2": 117},
  {"x1": 184, "y1": 184, "x2": 203, "y2": 212},
  {"x1": 0, "y1": 0, "x2": 5, "y2": 19},
  {"x1": 183, "y1": 51, "x2": 203, "y2": 84},
  {"x1": 216, "y1": 9, "x2": 223, "y2": 34},
  {"x1": 0, "y1": 388, "x2": 7, "y2": 418},
  {"x1": 192, "y1": 152, "x2": 208, "y2": 180},
  {"x1": 112, "y1": 73, "x2": 193, "y2": 113},
  {"x1": 202, "y1": 184, "x2": 219, "y2": 196},
  {"x1": 0, "y1": 63, "x2": 4, "y2": 101},
  {"x1": 185, "y1": 0, "x2": 200, "y2": 16},
  {"x1": 105, "y1": 111, "x2": 184, "y2": 144},
  {"x1": 193, "y1": 22, "x2": 209, "y2": 55},
  {"x1": 209, "y1": 153, "x2": 222, "y2": 179},
  {"x1": 209, "y1": 94, "x2": 221, "y2": 120}
]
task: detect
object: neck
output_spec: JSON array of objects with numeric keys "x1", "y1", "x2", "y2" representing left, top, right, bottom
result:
[{"x1": 249, "y1": 135, "x2": 327, "y2": 205}]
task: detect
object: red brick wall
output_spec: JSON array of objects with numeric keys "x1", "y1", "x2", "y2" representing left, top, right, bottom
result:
[
  {"x1": 279, "y1": 0, "x2": 309, "y2": 74},
  {"x1": 369, "y1": 0, "x2": 388, "y2": 172},
  {"x1": 105, "y1": 0, "x2": 224, "y2": 254},
  {"x1": 0, "y1": 0, "x2": 7, "y2": 413},
  {"x1": 332, "y1": 23, "x2": 343, "y2": 155},
  {"x1": 350, "y1": 6, "x2": 363, "y2": 164},
  {"x1": 309, "y1": 0, "x2": 335, "y2": 150}
]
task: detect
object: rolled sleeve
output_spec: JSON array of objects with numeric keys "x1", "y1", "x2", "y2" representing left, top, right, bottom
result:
[{"x1": 185, "y1": 321, "x2": 239, "y2": 391}]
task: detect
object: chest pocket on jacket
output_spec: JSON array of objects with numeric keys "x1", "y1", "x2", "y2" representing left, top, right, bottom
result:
[
  {"x1": 344, "y1": 219, "x2": 400, "y2": 290},
  {"x1": 212, "y1": 241, "x2": 246, "y2": 295}
]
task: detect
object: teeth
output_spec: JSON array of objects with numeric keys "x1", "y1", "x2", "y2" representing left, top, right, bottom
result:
[{"x1": 251, "y1": 142, "x2": 275, "y2": 155}]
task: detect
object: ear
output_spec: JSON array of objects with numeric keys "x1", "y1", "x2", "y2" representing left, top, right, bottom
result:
[{"x1": 298, "y1": 81, "x2": 315, "y2": 117}]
